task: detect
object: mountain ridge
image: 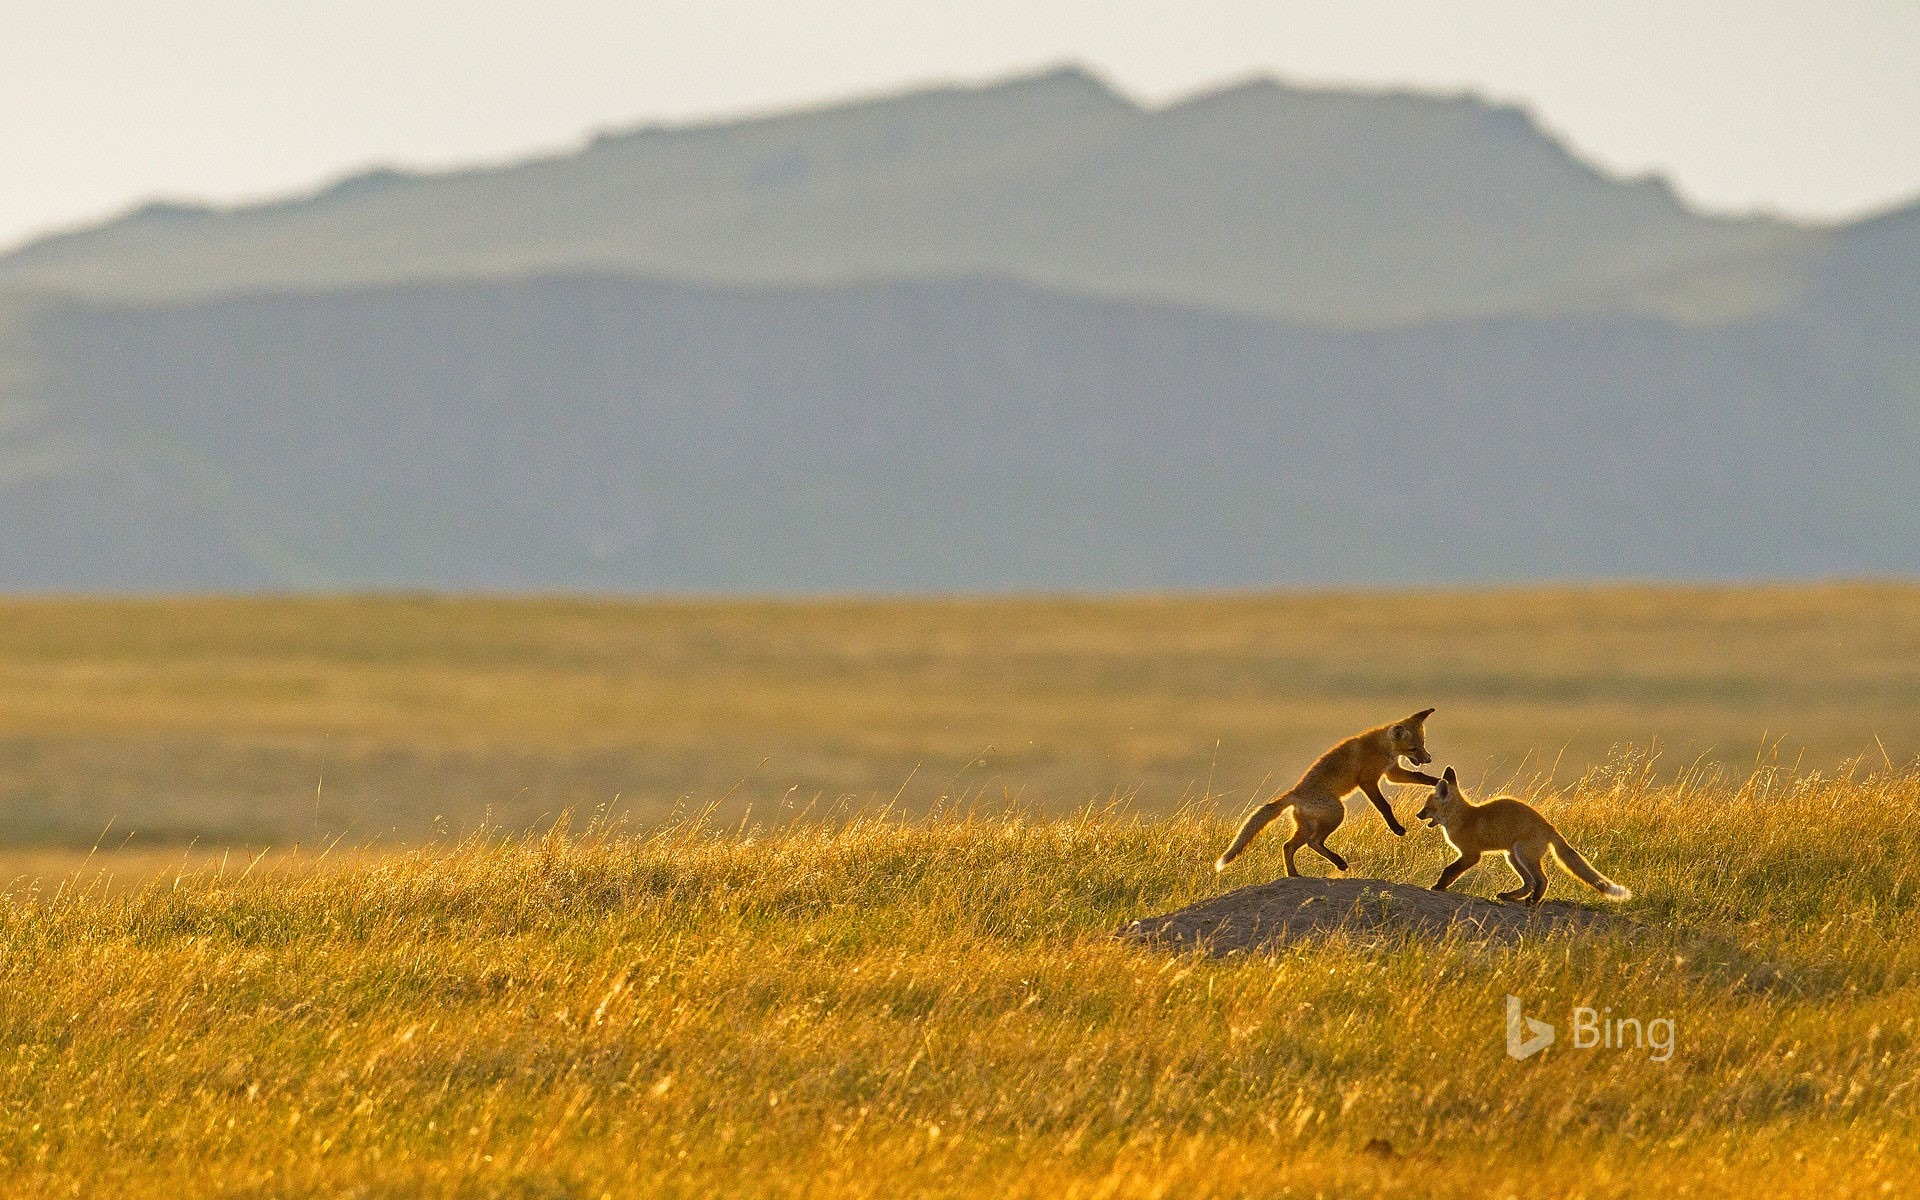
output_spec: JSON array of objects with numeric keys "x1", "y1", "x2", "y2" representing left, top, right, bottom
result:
[
  {"x1": 0, "y1": 65, "x2": 1912, "y2": 591},
  {"x1": 0, "y1": 64, "x2": 1820, "y2": 328},
  {"x1": 13, "y1": 63, "x2": 1864, "y2": 262}
]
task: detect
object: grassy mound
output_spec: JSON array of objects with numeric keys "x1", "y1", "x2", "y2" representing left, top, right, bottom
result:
[
  {"x1": 1119, "y1": 875, "x2": 1633, "y2": 953},
  {"x1": 1, "y1": 763, "x2": 1916, "y2": 1197}
]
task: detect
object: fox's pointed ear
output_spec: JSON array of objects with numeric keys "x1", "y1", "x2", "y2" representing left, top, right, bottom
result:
[
  {"x1": 1412, "y1": 707, "x2": 1436, "y2": 723},
  {"x1": 1443, "y1": 766, "x2": 1457, "y2": 783}
]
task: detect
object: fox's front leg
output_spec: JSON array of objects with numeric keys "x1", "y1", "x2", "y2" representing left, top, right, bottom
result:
[
  {"x1": 1357, "y1": 779, "x2": 1408, "y2": 837},
  {"x1": 1385, "y1": 763, "x2": 1441, "y2": 788},
  {"x1": 1432, "y1": 851, "x2": 1481, "y2": 892}
]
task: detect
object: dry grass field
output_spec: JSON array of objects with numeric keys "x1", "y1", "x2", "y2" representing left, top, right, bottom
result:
[
  {"x1": 0, "y1": 585, "x2": 1917, "y2": 850},
  {"x1": 1, "y1": 586, "x2": 1917, "y2": 1196},
  {"x1": 1, "y1": 769, "x2": 1915, "y2": 1198}
]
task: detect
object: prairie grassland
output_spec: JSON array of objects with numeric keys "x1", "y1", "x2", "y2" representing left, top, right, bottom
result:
[
  {"x1": 2, "y1": 761, "x2": 1916, "y2": 1198},
  {"x1": 1, "y1": 585, "x2": 1918, "y2": 847}
]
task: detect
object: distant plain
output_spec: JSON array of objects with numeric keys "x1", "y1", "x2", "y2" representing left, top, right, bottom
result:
[{"x1": 1, "y1": 584, "x2": 1914, "y2": 858}]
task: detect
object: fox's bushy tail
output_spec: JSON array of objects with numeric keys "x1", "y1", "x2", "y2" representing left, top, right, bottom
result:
[
  {"x1": 1550, "y1": 835, "x2": 1632, "y2": 901},
  {"x1": 1215, "y1": 796, "x2": 1293, "y2": 872}
]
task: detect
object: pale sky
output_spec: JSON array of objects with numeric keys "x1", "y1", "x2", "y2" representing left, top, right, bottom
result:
[{"x1": 4, "y1": 1, "x2": 1918, "y2": 252}]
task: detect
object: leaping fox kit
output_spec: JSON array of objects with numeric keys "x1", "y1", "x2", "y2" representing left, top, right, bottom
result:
[
  {"x1": 1416, "y1": 767, "x2": 1631, "y2": 905},
  {"x1": 1215, "y1": 709, "x2": 1439, "y2": 877}
]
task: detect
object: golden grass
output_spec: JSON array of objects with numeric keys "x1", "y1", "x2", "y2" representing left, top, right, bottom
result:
[
  {"x1": 3, "y1": 761, "x2": 1916, "y2": 1198},
  {"x1": 2, "y1": 585, "x2": 1919, "y2": 846},
  {"x1": 1, "y1": 587, "x2": 1914, "y2": 1193}
]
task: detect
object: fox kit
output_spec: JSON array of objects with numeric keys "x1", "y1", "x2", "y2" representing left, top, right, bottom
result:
[
  {"x1": 1416, "y1": 767, "x2": 1631, "y2": 905},
  {"x1": 1215, "y1": 709, "x2": 1439, "y2": 876}
]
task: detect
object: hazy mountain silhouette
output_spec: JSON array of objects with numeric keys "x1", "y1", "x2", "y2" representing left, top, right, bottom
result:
[
  {"x1": 1, "y1": 65, "x2": 1817, "y2": 326},
  {"x1": 0, "y1": 66, "x2": 1912, "y2": 589}
]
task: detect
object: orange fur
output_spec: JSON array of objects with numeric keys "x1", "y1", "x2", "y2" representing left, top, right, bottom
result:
[
  {"x1": 1416, "y1": 767, "x2": 1631, "y2": 905},
  {"x1": 1214, "y1": 710, "x2": 1438, "y2": 876}
]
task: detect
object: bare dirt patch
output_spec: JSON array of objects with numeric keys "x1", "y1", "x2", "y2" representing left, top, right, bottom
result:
[{"x1": 1118, "y1": 876, "x2": 1632, "y2": 956}]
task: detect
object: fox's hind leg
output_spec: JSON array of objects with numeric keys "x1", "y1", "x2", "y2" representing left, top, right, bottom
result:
[
  {"x1": 1503, "y1": 846, "x2": 1548, "y2": 906},
  {"x1": 1524, "y1": 852, "x2": 1549, "y2": 906},
  {"x1": 1284, "y1": 799, "x2": 1344, "y2": 878},
  {"x1": 1306, "y1": 834, "x2": 1348, "y2": 873},
  {"x1": 1281, "y1": 826, "x2": 1308, "y2": 877},
  {"x1": 1497, "y1": 848, "x2": 1539, "y2": 902}
]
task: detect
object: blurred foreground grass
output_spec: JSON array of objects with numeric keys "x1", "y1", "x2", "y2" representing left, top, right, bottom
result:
[
  {"x1": 1, "y1": 763, "x2": 1914, "y2": 1198},
  {"x1": 1, "y1": 585, "x2": 1918, "y2": 846}
]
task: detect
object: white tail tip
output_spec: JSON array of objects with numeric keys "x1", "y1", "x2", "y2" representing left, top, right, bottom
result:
[
  {"x1": 1214, "y1": 856, "x2": 1230, "y2": 874},
  {"x1": 1603, "y1": 883, "x2": 1632, "y2": 901}
]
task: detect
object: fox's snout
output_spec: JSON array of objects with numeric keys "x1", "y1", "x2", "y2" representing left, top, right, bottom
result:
[
  {"x1": 1415, "y1": 780, "x2": 1444, "y2": 826},
  {"x1": 1405, "y1": 749, "x2": 1432, "y2": 766}
]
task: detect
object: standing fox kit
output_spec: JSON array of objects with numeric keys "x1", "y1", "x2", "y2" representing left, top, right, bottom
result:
[
  {"x1": 1416, "y1": 767, "x2": 1631, "y2": 905},
  {"x1": 1215, "y1": 709, "x2": 1439, "y2": 876}
]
